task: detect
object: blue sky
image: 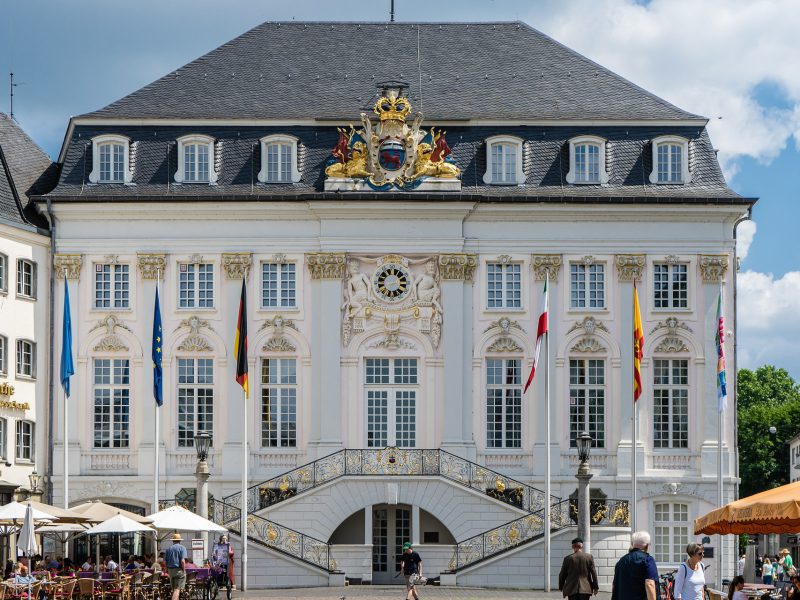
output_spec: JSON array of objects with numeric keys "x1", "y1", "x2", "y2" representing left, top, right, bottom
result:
[{"x1": 2, "y1": 0, "x2": 798, "y2": 377}]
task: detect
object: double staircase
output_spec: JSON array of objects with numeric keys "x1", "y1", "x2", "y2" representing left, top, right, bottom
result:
[{"x1": 200, "y1": 447, "x2": 629, "y2": 577}]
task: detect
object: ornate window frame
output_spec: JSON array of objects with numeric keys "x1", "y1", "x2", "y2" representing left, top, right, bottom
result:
[
  {"x1": 89, "y1": 134, "x2": 133, "y2": 184},
  {"x1": 258, "y1": 135, "x2": 302, "y2": 184},
  {"x1": 649, "y1": 136, "x2": 691, "y2": 184},
  {"x1": 483, "y1": 135, "x2": 525, "y2": 185},
  {"x1": 175, "y1": 356, "x2": 215, "y2": 448},
  {"x1": 93, "y1": 260, "x2": 132, "y2": 311},
  {"x1": 260, "y1": 258, "x2": 298, "y2": 310},
  {"x1": 565, "y1": 135, "x2": 609, "y2": 184},
  {"x1": 177, "y1": 257, "x2": 216, "y2": 311},
  {"x1": 175, "y1": 134, "x2": 218, "y2": 184},
  {"x1": 485, "y1": 259, "x2": 524, "y2": 311},
  {"x1": 568, "y1": 258, "x2": 607, "y2": 311}
]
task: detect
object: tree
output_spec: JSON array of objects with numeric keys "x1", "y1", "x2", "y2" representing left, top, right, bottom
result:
[{"x1": 737, "y1": 366, "x2": 800, "y2": 498}]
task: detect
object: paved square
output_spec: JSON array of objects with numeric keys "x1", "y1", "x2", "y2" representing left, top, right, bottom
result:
[{"x1": 237, "y1": 586, "x2": 613, "y2": 600}]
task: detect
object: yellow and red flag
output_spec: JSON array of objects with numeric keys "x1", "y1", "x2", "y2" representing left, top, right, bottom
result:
[
  {"x1": 234, "y1": 280, "x2": 249, "y2": 398},
  {"x1": 633, "y1": 279, "x2": 644, "y2": 401}
]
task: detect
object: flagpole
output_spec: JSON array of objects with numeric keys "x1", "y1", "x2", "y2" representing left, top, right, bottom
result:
[
  {"x1": 63, "y1": 276, "x2": 69, "y2": 518},
  {"x1": 239, "y1": 273, "x2": 249, "y2": 591},
  {"x1": 154, "y1": 267, "x2": 161, "y2": 515},
  {"x1": 631, "y1": 278, "x2": 640, "y2": 532},
  {"x1": 544, "y1": 272, "x2": 551, "y2": 592},
  {"x1": 717, "y1": 281, "x2": 725, "y2": 587}
]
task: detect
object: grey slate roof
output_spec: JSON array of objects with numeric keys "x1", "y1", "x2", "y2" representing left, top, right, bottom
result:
[
  {"x1": 81, "y1": 21, "x2": 702, "y2": 122},
  {"x1": 0, "y1": 113, "x2": 56, "y2": 230},
  {"x1": 46, "y1": 123, "x2": 746, "y2": 203}
]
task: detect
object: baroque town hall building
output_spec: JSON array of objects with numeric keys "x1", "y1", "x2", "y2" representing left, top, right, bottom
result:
[{"x1": 28, "y1": 21, "x2": 751, "y2": 588}]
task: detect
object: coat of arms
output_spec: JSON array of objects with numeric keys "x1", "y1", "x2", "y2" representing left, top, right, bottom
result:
[{"x1": 325, "y1": 82, "x2": 461, "y2": 191}]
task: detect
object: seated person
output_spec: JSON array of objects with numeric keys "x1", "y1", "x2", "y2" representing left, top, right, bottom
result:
[
  {"x1": 46, "y1": 557, "x2": 60, "y2": 571},
  {"x1": 14, "y1": 564, "x2": 37, "y2": 584},
  {"x1": 787, "y1": 575, "x2": 800, "y2": 600},
  {"x1": 60, "y1": 558, "x2": 75, "y2": 577},
  {"x1": 80, "y1": 557, "x2": 92, "y2": 572},
  {"x1": 123, "y1": 556, "x2": 137, "y2": 571}
]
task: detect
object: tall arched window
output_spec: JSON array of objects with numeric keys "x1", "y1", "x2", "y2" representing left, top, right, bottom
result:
[
  {"x1": 566, "y1": 136, "x2": 609, "y2": 184},
  {"x1": 568, "y1": 357, "x2": 605, "y2": 448},
  {"x1": 486, "y1": 357, "x2": 523, "y2": 448},
  {"x1": 365, "y1": 357, "x2": 418, "y2": 448},
  {"x1": 175, "y1": 135, "x2": 218, "y2": 184},
  {"x1": 258, "y1": 135, "x2": 301, "y2": 184}
]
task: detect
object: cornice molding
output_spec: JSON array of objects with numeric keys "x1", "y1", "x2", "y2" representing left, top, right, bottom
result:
[
  {"x1": 137, "y1": 253, "x2": 166, "y2": 280},
  {"x1": 531, "y1": 254, "x2": 562, "y2": 282},
  {"x1": 306, "y1": 252, "x2": 347, "y2": 280},
  {"x1": 54, "y1": 254, "x2": 82, "y2": 280}
]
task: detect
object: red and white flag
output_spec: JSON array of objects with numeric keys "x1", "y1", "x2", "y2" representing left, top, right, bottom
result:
[{"x1": 524, "y1": 278, "x2": 549, "y2": 393}]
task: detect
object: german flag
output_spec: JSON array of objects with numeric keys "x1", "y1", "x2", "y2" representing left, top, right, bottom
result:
[
  {"x1": 234, "y1": 280, "x2": 249, "y2": 398},
  {"x1": 633, "y1": 279, "x2": 644, "y2": 401}
]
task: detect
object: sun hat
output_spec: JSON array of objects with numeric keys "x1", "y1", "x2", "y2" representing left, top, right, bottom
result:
[{"x1": 171, "y1": 533, "x2": 183, "y2": 542}]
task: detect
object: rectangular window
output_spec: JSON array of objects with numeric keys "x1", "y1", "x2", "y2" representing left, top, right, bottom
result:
[
  {"x1": 654, "y1": 503, "x2": 689, "y2": 563},
  {"x1": 0, "y1": 335, "x2": 6, "y2": 375},
  {"x1": 16, "y1": 259, "x2": 36, "y2": 298},
  {"x1": 657, "y1": 143, "x2": 684, "y2": 183},
  {"x1": 0, "y1": 253, "x2": 7, "y2": 292},
  {"x1": 266, "y1": 143, "x2": 292, "y2": 182},
  {"x1": 93, "y1": 359, "x2": 130, "y2": 448},
  {"x1": 365, "y1": 358, "x2": 418, "y2": 448},
  {"x1": 0, "y1": 418, "x2": 6, "y2": 460},
  {"x1": 570, "y1": 263, "x2": 605, "y2": 309},
  {"x1": 15, "y1": 340, "x2": 35, "y2": 378},
  {"x1": 184, "y1": 143, "x2": 210, "y2": 183},
  {"x1": 486, "y1": 358, "x2": 522, "y2": 449},
  {"x1": 487, "y1": 263, "x2": 521, "y2": 309},
  {"x1": 179, "y1": 263, "x2": 214, "y2": 308},
  {"x1": 94, "y1": 263, "x2": 130, "y2": 309},
  {"x1": 99, "y1": 142, "x2": 125, "y2": 182},
  {"x1": 491, "y1": 143, "x2": 517, "y2": 183},
  {"x1": 653, "y1": 263, "x2": 688, "y2": 309},
  {"x1": 261, "y1": 262, "x2": 296, "y2": 308},
  {"x1": 15, "y1": 421, "x2": 34, "y2": 462},
  {"x1": 177, "y1": 358, "x2": 214, "y2": 447},
  {"x1": 653, "y1": 359, "x2": 689, "y2": 449},
  {"x1": 574, "y1": 144, "x2": 600, "y2": 183},
  {"x1": 569, "y1": 359, "x2": 605, "y2": 448},
  {"x1": 261, "y1": 358, "x2": 297, "y2": 448}
]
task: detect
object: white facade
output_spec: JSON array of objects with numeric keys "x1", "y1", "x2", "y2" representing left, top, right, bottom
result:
[
  {"x1": 46, "y1": 197, "x2": 743, "y2": 582},
  {"x1": 0, "y1": 221, "x2": 49, "y2": 498}
]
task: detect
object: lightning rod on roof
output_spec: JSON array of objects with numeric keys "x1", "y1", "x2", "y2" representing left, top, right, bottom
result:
[{"x1": 390, "y1": 0, "x2": 395, "y2": 22}]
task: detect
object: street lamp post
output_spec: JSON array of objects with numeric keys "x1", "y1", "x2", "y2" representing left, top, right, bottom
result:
[
  {"x1": 194, "y1": 432, "x2": 212, "y2": 559},
  {"x1": 28, "y1": 471, "x2": 42, "y2": 499},
  {"x1": 576, "y1": 431, "x2": 594, "y2": 553}
]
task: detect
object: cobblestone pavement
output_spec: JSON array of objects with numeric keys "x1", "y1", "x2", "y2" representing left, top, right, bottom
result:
[{"x1": 236, "y1": 586, "x2": 612, "y2": 599}]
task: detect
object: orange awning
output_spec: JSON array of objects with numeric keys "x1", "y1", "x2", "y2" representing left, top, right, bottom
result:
[{"x1": 695, "y1": 480, "x2": 800, "y2": 535}]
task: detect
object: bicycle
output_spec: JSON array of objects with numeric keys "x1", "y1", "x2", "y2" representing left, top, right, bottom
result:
[
  {"x1": 207, "y1": 562, "x2": 232, "y2": 600},
  {"x1": 660, "y1": 569, "x2": 677, "y2": 600}
]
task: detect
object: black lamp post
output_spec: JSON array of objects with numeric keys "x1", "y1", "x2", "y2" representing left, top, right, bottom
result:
[
  {"x1": 575, "y1": 431, "x2": 594, "y2": 552},
  {"x1": 194, "y1": 431, "x2": 212, "y2": 555}
]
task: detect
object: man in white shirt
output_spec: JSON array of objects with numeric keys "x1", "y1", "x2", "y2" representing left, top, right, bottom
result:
[
  {"x1": 106, "y1": 555, "x2": 118, "y2": 572},
  {"x1": 737, "y1": 554, "x2": 745, "y2": 577}
]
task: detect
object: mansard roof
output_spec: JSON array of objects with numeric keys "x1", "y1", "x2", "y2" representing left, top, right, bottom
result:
[
  {"x1": 0, "y1": 113, "x2": 55, "y2": 231},
  {"x1": 80, "y1": 21, "x2": 702, "y2": 122}
]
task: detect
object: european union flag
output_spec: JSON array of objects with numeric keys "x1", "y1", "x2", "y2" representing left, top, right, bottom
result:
[
  {"x1": 152, "y1": 287, "x2": 163, "y2": 406},
  {"x1": 59, "y1": 275, "x2": 74, "y2": 397}
]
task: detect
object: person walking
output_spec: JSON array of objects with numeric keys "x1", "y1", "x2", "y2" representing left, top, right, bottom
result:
[
  {"x1": 780, "y1": 549, "x2": 794, "y2": 582},
  {"x1": 673, "y1": 543, "x2": 706, "y2": 600},
  {"x1": 762, "y1": 557, "x2": 774, "y2": 585},
  {"x1": 400, "y1": 542, "x2": 423, "y2": 600},
  {"x1": 610, "y1": 531, "x2": 659, "y2": 600},
  {"x1": 558, "y1": 537, "x2": 599, "y2": 600},
  {"x1": 737, "y1": 553, "x2": 745, "y2": 577},
  {"x1": 164, "y1": 533, "x2": 188, "y2": 600}
]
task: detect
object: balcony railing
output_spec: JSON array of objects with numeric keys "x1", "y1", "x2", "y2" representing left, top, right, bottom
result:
[{"x1": 223, "y1": 447, "x2": 560, "y2": 515}]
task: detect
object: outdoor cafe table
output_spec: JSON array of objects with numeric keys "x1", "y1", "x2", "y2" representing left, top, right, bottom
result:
[{"x1": 742, "y1": 583, "x2": 775, "y2": 598}]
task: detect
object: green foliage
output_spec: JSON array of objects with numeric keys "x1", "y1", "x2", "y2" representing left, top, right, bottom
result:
[{"x1": 737, "y1": 367, "x2": 800, "y2": 498}]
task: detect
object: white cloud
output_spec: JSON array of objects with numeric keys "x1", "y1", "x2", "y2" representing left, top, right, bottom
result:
[
  {"x1": 736, "y1": 220, "x2": 756, "y2": 261},
  {"x1": 737, "y1": 270, "x2": 800, "y2": 376},
  {"x1": 528, "y1": 0, "x2": 800, "y2": 178}
]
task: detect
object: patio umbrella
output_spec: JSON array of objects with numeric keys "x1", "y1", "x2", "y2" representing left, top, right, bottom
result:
[
  {"x1": 695, "y1": 479, "x2": 800, "y2": 534},
  {"x1": 83, "y1": 513, "x2": 155, "y2": 565},
  {"x1": 146, "y1": 505, "x2": 227, "y2": 537},
  {"x1": 0, "y1": 501, "x2": 56, "y2": 522},
  {"x1": 16, "y1": 504, "x2": 37, "y2": 600},
  {"x1": 71, "y1": 500, "x2": 152, "y2": 524}
]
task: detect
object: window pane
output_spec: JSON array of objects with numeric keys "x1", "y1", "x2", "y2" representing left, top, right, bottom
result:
[
  {"x1": 486, "y1": 359, "x2": 522, "y2": 448},
  {"x1": 395, "y1": 391, "x2": 416, "y2": 448},
  {"x1": 367, "y1": 391, "x2": 388, "y2": 448},
  {"x1": 653, "y1": 359, "x2": 689, "y2": 449},
  {"x1": 0, "y1": 254, "x2": 6, "y2": 291},
  {"x1": 93, "y1": 358, "x2": 130, "y2": 448},
  {"x1": 261, "y1": 358, "x2": 297, "y2": 447},
  {"x1": 197, "y1": 144, "x2": 209, "y2": 182},
  {"x1": 569, "y1": 359, "x2": 605, "y2": 447},
  {"x1": 177, "y1": 358, "x2": 214, "y2": 447},
  {"x1": 184, "y1": 144, "x2": 196, "y2": 182}
]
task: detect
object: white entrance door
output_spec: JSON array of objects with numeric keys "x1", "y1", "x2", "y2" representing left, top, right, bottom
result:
[
  {"x1": 372, "y1": 504, "x2": 412, "y2": 584},
  {"x1": 365, "y1": 358, "x2": 418, "y2": 447}
]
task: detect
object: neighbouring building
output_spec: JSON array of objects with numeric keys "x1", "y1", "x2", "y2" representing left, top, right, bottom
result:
[
  {"x1": 34, "y1": 21, "x2": 753, "y2": 588},
  {"x1": 0, "y1": 113, "x2": 56, "y2": 503}
]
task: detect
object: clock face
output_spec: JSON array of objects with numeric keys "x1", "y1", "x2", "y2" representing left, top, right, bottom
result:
[{"x1": 373, "y1": 263, "x2": 411, "y2": 303}]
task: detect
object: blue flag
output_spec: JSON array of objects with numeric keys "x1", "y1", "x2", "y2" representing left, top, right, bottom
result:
[
  {"x1": 59, "y1": 275, "x2": 74, "y2": 397},
  {"x1": 152, "y1": 287, "x2": 163, "y2": 406}
]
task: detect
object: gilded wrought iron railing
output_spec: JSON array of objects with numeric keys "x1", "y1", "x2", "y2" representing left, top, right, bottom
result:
[
  {"x1": 208, "y1": 498, "x2": 335, "y2": 572},
  {"x1": 223, "y1": 447, "x2": 559, "y2": 514},
  {"x1": 448, "y1": 498, "x2": 630, "y2": 571}
]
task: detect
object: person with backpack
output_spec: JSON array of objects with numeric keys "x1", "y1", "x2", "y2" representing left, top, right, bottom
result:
[{"x1": 673, "y1": 543, "x2": 706, "y2": 600}]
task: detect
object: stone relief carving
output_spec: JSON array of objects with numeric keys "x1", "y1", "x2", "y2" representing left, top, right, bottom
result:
[
  {"x1": 487, "y1": 337, "x2": 523, "y2": 353},
  {"x1": 615, "y1": 254, "x2": 645, "y2": 282},
  {"x1": 341, "y1": 255, "x2": 443, "y2": 348},
  {"x1": 175, "y1": 316, "x2": 214, "y2": 352},
  {"x1": 650, "y1": 317, "x2": 693, "y2": 336},
  {"x1": 654, "y1": 336, "x2": 689, "y2": 353},
  {"x1": 438, "y1": 254, "x2": 477, "y2": 281},
  {"x1": 221, "y1": 253, "x2": 252, "y2": 279},
  {"x1": 483, "y1": 317, "x2": 524, "y2": 335},
  {"x1": 137, "y1": 253, "x2": 166, "y2": 280},
  {"x1": 664, "y1": 254, "x2": 681, "y2": 265},
  {"x1": 531, "y1": 254, "x2": 562, "y2": 282},
  {"x1": 496, "y1": 255, "x2": 512, "y2": 264},
  {"x1": 259, "y1": 315, "x2": 297, "y2": 333},
  {"x1": 307, "y1": 253, "x2": 347, "y2": 280},
  {"x1": 104, "y1": 255, "x2": 120, "y2": 265},
  {"x1": 367, "y1": 334, "x2": 416, "y2": 351},
  {"x1": 699, "y1": 254, "x2": 729, "y2": 282},
  {"x1": 54, "y1": 254, "x2": 82, "y2": 280},
  {"x1": 262, "y1": 337, "x2": 297, "y2": 352},
  {"x1": 188, "y1": 254, "x2": 203, "y2": 264},
  {"x1": 260, "y1": 315, "x2": 299, "y2": 353},
  {"x1": 272, "y1": 253, "x2": 287, "y2": 264},
  {"x1": 581, "y1": 255, "x2": 595, "y2": 265},
  {"x1": 91, "y1": 314, "x2": 132, "y2": 352},
  {"x1": 72, "y1": 480, "x2": 133, "y2": 501},
  {"x1": 567, "y1": 316, "x2": 609, "y2": 336},
  {"x1": 570, "y1": 338, "x2": 606, "y2": 353}
]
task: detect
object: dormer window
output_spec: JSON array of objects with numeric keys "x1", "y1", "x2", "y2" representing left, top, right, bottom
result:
[
  {"x1": 258, "y1": 135, "x2": 301, "y2": 184},
  {"x1": 650, "y1": 136, "x2": 691, "y2": 184},
  {"x1": 88, "y1": 135, "x2": 132, "y2": 184},
  {"x1": 483, "y1": 136, "x2": 525, "y2": 185},
  {"x1": 175, "y1": 135, "x2": 217, "y2": 184},
  {"x1": 566, "y1": 136, "x2": 609, "y2": 184}
]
